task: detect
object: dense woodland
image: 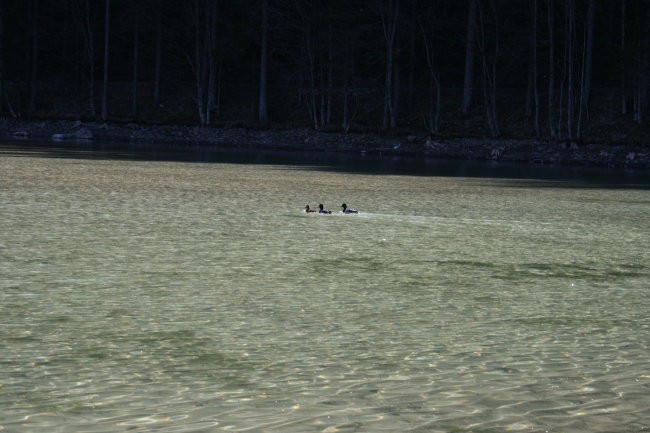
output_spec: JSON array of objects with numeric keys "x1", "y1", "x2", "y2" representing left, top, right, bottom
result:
[{"x1": 1, "y1": 0, "x2": 649, "y2": 142}]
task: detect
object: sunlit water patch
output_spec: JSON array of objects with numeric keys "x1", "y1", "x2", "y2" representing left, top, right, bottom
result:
[{"x1": 1, "y1": 151, "x2": 649, "y2": 433}]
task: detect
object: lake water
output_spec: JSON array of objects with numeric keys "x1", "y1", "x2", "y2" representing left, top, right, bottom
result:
[{"x1": 1, "y1": 141, "x2": 649, "y2": 433}]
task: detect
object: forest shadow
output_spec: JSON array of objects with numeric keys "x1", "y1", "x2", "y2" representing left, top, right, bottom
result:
[{"x1": 2, "y1": 139, "x2": 650, "y2": 190}]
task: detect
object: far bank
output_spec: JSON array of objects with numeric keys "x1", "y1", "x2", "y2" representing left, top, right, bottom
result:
[{"x1": 1, "y1": 118, "x2": 648, "y2": 170}]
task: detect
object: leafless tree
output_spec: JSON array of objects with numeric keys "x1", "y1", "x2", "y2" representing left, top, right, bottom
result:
[
  {"x1": 634, "y1": 4, "x2": 649, "y2": 124},
  {"x1": 526, "y1": 0, "x2": 540, "y2": 137},
  {"x1": 294, "y1": 0, "x2": 335, "y2": 130},
  {"x1": 547, "y1": 0, "x2": 556, "y2": 137},
  {"x1": 461, "y1": 0, "x2": 477, "y2": 114},
  {"x1": 74, "y1": 0, "x2": 96, "y2": 116},
  {"x1": 0, "y1": 0, "x2": 4, "y2": 117},
  {"x1": 559, "y1": 0, "x2": 576, "y2": 139},
  {"x1": 477, "y1": 0, "x2": 500, "y2": 137},
  {"x1": 153, "y1": 3, "x2": 163, "y2": 106},
  {"x1": 101, "y1": 0, "x2": 110, "y2": 120},
  {"x1": 419, "y1": 0, "x2": 442, "y2": 134},
  {"x1": 28, "y1": 0, "x2": 38, "y2": 113},
  {"x1": 577, "y1": 0, "x2": 595, "y2": 138},
  {"x1": 341, "y1": 20, "x2": 360, "y2": 132},
  {"x1": 131, "y1": 2, "x2": 140, "y2": 117},
  {"x1": 381, "y1": 0, "x2": 399, "y2": 130},
  {"x1": 621, "y1": 0, "x2": 626, "y2": 115},
  {"x1": 188, "y1": 0, "x2": 220, "y2": 125},
  {"x1": 259, "y1": 0, "x2": 269, "y2": 125}
]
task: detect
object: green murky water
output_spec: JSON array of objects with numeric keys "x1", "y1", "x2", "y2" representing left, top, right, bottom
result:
[{"x1": 1, "y1": 146, "x2": 649, "y2": 432}]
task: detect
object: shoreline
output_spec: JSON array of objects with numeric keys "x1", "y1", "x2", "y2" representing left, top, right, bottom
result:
[{"x1": 2, "y1": 118, "x2": 649, "y2": 170}]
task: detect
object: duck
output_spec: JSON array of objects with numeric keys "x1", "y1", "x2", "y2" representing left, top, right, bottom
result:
[
  {"x1": 305, "y1": 205, "x2": 317, "y2": 213},
  {"x1": 341, "y1": 203, "x2": 358, "y2": 214},
  {"x1": 318, "y1": 204, "x2": 332, "y2": 214}
]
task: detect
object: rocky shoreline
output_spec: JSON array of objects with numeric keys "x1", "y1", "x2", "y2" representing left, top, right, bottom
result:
[{"x1": 2, "y1": 118, "x2": 649, "y2": 170}]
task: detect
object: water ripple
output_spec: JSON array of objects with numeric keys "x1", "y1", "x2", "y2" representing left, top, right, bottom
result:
[{"x1": 1, "y1": 155, "x2": 649, "y2": 432}]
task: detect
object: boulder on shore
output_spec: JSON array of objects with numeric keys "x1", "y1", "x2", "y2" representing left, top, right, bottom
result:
[{"x1": 52, "y1": 127, "x2": 94, "y2": 141}]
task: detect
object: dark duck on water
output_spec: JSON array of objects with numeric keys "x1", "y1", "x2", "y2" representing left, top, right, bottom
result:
[
  {"x1": 318, "y1": 204, "x2": 332, "y2": 214},
  {"x1": 341, "y1": 203, "x2": 358, "y2": 214}
]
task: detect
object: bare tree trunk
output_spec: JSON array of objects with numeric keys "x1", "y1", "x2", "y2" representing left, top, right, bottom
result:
[
  {"x1": 525, "y1": 63, "x2": 533, "y2": 116},
  {"x1": 547, "y1": 0, "x2": 556, "y2": 137},
  {"x1": 558, "y1": 0, "x2": 567, "y2": 139},
  {"x1": 88, "y1": 28, "x2": 95, "y2": 115},
  {"x1": 294, "y1": 0, "x2": 337, "y2": 130},
  {"x1": 621, "y1": 0, "x2": 627, "y2": 115},
  {"x1": 307, "y1": 37, "x2": 318, "y2": 129},
  {"x1": 326, "y1": 22, "x2": 333, "y2": 126},
  {"x1": 407, "y1": 0, "x2": 416, "y2": 111},
  {"x1": 342, "y1": 38, "x2": 357, "y2": 132},
  {"x1": 393, "y1": 45, "x2": 401, "y2": 127},
  {"x1": 565, "y1": 0, "x2": 575, "y2": 139},
  {"x1": 61, "y1": 0, "x2": 71, "y2": 90},
  {"x1": 191, "y1": 0, "x2": 219, "y2": 125},
  {"x1": 206, "y1": 1, "x2": 218, "y2": 124},
  {"x1": 153, "y1": 6, "x2": 162, "y2": 106},
  {"x1": 101, "y1": 0, "x2": 110, "y2": 121},
  {"x1": 216, "y1": 67, "x2": 222, "y2": 118},
  {"x1": 207, "y1": 65, "x2": 215, "y2": 124},
  {"x1": 342, "y1": 85, "x2": 349, "y2": 131},
  {"x1": 294, "y1": 0, "x2": 319, "y2": 129},
  {"x1": 525, "y1": 0, "x2": 541, "y2": 127},
  {"x1": 582, "y1": 0, "x2": 595, "y2": 110},
  {"x1": 29, "y1": 0, "x2": 38, "y2": 114},
  {"x1": 489, "y1": 0, "x2": 500, "y2": 137},
  {"x1": 80, "y1": 0, "x2": 95, "y2": 117},
  {"x1": 382, "y1": 45, "x2": 393, "y2": 129},
  {"x1": 381, "y1": 0, "x2": 399, "y2": 130},
  {"x1": 461, "y1": 0, "x2": 477, "y2": 114},
  {"x1": 424, "y1": 66, "x2": 442, "y2": 135},
  {"x1": 435, "y1": 75, "x2": 441, "y2": 132},
  {"x1": 420, "y1": 3, "x2": 442, "y2": 134},
  {"x1": 477, "y1": 0, "x2": 500, "y2": 137},
  {"x1": 532, "y1": 0, "x2": 540, "y2": 137},
  {"x1": 258, "y1": 0, "x2": 268, "y2": 124},
  {"x1": 525, "y1": 0, "x2": 534, "y2": 118},
  {"x1": 131, "y1": 10, "x2": 139, "y2": 117},
  {"x1": 0, "y1": 0, "x2": 4, "y2": 117},
  {"x1": 577, "y1": 0, "x2": 594, "y2": 138},
  {"x1": 193, "y1": 1, "x2": 205, "y2": 124},
  {"x1": 320, "y1": 62, "x2": 327, "y2": 127},
  {"x1": 634, "y1": 52, "x2": 643, "y2": 123},
  {"x1": 635, "y1": 69, "x2": 646, "y2": 124},
  {"x1": 635, "y1": 8, "x2": 649, "y2": 124},
  {"x1": 634, "y1": 80, "x2": 639, "y2": 122}
]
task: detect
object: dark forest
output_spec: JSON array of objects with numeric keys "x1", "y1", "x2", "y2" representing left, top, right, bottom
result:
[{"x1": 1, "y1": 0, "x2": 649, "y2": 142}]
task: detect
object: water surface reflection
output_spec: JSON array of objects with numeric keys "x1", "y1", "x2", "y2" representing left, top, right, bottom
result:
[
  {"x1": 1, "y1": 139, "x2": 649, "y2": 432},
  {"x1": 2, "y1": 138, "x2": 649, "y2": 187}
]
